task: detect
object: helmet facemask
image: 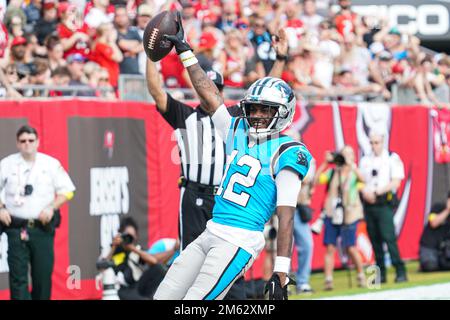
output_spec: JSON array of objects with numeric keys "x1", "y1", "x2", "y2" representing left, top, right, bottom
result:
[
  {"x1": 240, "y1": 101, "x2": 288, "y2": 134},
  {"x1": 241, "y1": 77, "x2": 297, "y2": 136}
]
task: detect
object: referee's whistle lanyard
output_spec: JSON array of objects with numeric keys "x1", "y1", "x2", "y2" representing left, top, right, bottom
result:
[{"x1": 14, "y1": 160, "x2": 36, "y2": 207}]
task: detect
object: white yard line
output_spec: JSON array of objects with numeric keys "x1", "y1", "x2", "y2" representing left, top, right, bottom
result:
[{"x1": 318, "y1": 282, "x2": 450, "y2": 300}]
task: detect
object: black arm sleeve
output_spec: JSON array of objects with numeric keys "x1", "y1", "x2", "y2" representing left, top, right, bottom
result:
[{"x1": 160, "y1": 93, "x2": 196, "y2": 129}]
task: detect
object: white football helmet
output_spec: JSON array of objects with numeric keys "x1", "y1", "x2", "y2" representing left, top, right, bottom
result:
[{"x1": 240, "y1": 77, "x2": 296, "y2": 134}]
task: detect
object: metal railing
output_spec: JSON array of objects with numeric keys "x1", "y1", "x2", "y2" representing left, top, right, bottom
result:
[
  {"x1": 0, "y1": 74, "x2": 437, "y2": 106},
  {"x1": 117, "y1": 74, "x2": 388, "y2": 104}
]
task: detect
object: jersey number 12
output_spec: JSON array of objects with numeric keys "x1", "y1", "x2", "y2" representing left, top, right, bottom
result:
[{"x1": 216, "y1": 150, "x2": 262, "y2": 207}]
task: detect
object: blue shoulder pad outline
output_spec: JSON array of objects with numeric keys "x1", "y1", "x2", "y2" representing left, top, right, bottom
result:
[{"x1": 271, "y1": 141, "x2": 311, "y2": 180}]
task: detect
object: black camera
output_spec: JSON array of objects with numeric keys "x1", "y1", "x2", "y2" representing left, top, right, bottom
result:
[
  {"x1": 24, "y1": 184, "x2": 33, "y2": 196},
  {"x1": 96, "y1": 259, "x2": 116, "y2": 270},
  {"x1": 121, "y1": 233, "x2": 135, "y2": 245},
  {"x1": 372, "y1": 169, "x2": 378, "y2": 177},
  {"x1": 329, "y1": 152, "x2": 346, "y2": 166}
]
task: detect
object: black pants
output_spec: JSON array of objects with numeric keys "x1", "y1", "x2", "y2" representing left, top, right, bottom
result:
[
  {"x1": 137, "y1": 264, "x2": 167, "y2": 299},
  {"x1": 419, "y1": 246, "x2": 439, "y2": 272},
  {"x1": 364, "y1": 204, "x2": 406, "y2": 276},
  {"x1": 179, "y1": 186, "x2": 246, "y2": 300},
  {"x1": 179, "y1": 186, "x2": 214, "y2": 250},
  {"x1": 5, "y1": 227, "x2": 54, "y2": 300}
]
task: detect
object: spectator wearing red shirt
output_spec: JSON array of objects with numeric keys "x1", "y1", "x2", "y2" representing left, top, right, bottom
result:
[
  {"x1": 89, "y1": 22, "x2": 123, "y2": 87},
  {"x1": 193, "y1": 0, "x2": 221, "y2": 22},
  {"x1": 160, "y1": 51, "x2": 191, "y2": 89},
  {"x1": 57, "y1": 2, "x2": 90, "y2": 59},
  {"x1": 0, "y1": 22, "x2": 8, "y2": 59},
  {"x1": 84, "y1": 0, "x2": 114, "y2": 29},
  {"x1": 269, "y1": 1, "x2": 304, "y2": 51},
  {"x1": 334, "y1": 0, "x2": 360, "y2": 37}
]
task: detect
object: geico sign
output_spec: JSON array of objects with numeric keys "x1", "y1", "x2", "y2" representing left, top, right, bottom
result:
[{"x1": 353, "y1": 4, "x2": 449, "y2": 36}]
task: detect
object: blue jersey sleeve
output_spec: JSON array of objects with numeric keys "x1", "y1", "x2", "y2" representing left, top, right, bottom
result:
[
  {"x1": 225, "y1": 117, "x2": 247, "y2": 154},
  {"x1": 273, "y1": 144, "x2": 311, "y2": 180}
]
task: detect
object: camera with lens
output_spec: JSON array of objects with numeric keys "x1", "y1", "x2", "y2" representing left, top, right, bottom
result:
[
  {"x1": 328, "y1": 152, "x2": 346, "y2": 166},
  {"x1": 120, "y1": 233, "x2": 135, "y2": 245},
  {"x1": 24, "y1": 184, "x2": 33, "y2": 196},
  {"x1": 96, "y1": 259, "x2": 116, "y2": 270}
]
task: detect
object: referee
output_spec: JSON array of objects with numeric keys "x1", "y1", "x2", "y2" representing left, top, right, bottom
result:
[{"x1": 145, "y1": 30, "x2": 288, "y2": 299}]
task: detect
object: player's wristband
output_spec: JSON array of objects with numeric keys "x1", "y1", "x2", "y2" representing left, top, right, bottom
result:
[
  {"x1": 179, "y1": 50, "x2": 198, "y2": 68},
  {"x1": 273, "y1": 256, "x2": 291, "y2": 274}
]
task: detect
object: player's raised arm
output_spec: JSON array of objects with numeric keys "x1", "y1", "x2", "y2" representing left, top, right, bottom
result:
[
  {"x1": 146, "y1": 59, "x2": 168, "y2": 113},
  {"x1": 163, "y1": 12, "x2": 223, "y2": 115}
]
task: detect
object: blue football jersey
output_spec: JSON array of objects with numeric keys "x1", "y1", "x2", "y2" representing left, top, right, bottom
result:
[{"x1": 212, "y1": 117, "x2": 312, "y2": 232}]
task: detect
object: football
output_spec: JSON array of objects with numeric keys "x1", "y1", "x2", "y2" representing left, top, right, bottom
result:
[{"x1": 143, "y1": 10, "x2": 178, "y2": 62}]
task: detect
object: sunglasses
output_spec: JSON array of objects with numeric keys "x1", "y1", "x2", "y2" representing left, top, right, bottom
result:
[
  {"x1": 19, "y1": 139, "x2": 36, "y2": 144},
  {"x1": 370, "y1": 141, "x2": 381, "y2": 145}
]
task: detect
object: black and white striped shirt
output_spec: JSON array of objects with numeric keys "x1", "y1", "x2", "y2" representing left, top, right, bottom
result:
[{"x1": 161, "y1": 94, "x2": 241, "y2": 186}]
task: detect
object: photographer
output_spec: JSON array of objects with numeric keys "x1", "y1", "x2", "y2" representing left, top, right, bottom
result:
[
  {"x1": 419, "y1": 192, "x2": 450, "y2": 272},
  {"x1": 0, "y1": 125, "x2": 75, "y2": 300},
  {"x1": 359, "y1": 131, "x2": 407, "y2": 283},
  {"x1": 314, "y1": 146, "x2": 366, "y2": 290},
  {"x1": 103, "y1": 217, "x2": 179, "y2": 300}
]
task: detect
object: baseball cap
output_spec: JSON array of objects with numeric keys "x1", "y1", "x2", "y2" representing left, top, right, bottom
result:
[
  {"x1": 388, "y1": 27, "x2": 401, "y2": 36},
  {"x1": 43, "y1": 0, "x2": 57, "y2": 10},
  {"x1": 67, "y1": 53, "x2": 86, "y2": 64},
  {"x1": 11, "y1": 36, "x2": 27, "y2": 47},
  {"x1": 198, "y1": 32, "x2": 218, "y2": 50},
  {"x1": 206, "y1": 70, "x2": 224, "y2": 90},
  {"x1": 137, "y1": 4, "x2": 153, "y2": 17}
]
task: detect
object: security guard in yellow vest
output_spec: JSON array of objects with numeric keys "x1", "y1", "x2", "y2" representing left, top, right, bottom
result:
[
  {"x1": 0, "y1": 125, "x2": 75, "y2": 300},
  {"x1": 359, "y1": 130, "x2": 407, "y2": 283}
]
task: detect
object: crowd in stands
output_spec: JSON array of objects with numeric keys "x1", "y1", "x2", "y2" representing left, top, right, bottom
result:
[{"x1": 0, "y1": 0, "x2": 449, "y2": 106}]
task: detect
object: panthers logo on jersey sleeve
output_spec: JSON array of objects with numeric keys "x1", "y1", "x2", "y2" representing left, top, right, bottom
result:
[{"x1": 271, "y1": 141, "x2": 311, "y2": 180}]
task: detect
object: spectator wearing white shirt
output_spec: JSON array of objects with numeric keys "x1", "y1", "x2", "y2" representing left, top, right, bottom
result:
[
  {"x1": 0, "y1": 125, "x2": 76, "y2": 300},
  {"x1": 359, "y1": 130, "x2": 407, "y2": 284}
]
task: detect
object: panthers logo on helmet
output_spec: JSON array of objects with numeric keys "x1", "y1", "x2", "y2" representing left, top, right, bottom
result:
[{"x1": 275, "y1": 81, "x2": 294, "y2": 103}]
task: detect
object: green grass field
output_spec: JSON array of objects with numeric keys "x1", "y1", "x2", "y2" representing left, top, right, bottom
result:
[{"x1": 290, "y1": 261, "x2": 450, "y2": 299}]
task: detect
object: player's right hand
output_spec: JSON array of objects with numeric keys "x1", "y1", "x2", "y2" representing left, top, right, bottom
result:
[
  {"x1": 264, "y1": 273, "x2": 296, "y2": 300},
  {"x1": 163, "y1": 11, "x2": 192, "y2": 55}
]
